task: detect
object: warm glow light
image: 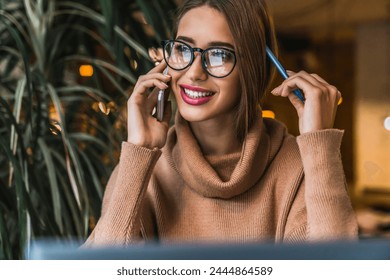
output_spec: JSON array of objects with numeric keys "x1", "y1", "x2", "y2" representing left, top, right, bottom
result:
[
  {"x1": 262, "y1": 110, "x2": 275, "y2": 119},
  {"x1": 98, "y1": 102, "x2": 110, "y2": 115},
  {"x1": 79, "y1": 65, "x2": 94, "y2": 77},
  {"x1": 384, "y1": 117, "x2": 390, "y2": 131},
  {"x1": 49, "y1": 121, "x2": 62, "y2": 135},
  {"x1": 338, "y1": 96, "x2": 343, "y2": 106},
  {"x1": 131, "y1": 59, "x2": 138, "y2": 70}
]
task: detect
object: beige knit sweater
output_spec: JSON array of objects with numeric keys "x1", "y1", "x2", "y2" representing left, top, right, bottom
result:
[{"x1": 85, "y1": 114, "x2": 358, "y2": 246}]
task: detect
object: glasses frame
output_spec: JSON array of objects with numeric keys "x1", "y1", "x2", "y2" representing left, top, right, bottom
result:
[{"x1": 161, "y1": 39, "x2": 237, "y2": 78}]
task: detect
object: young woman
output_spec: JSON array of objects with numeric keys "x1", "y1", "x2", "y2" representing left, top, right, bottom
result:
[{"x1": 85, "y1": 0, "x2": 357, "y2": 246}]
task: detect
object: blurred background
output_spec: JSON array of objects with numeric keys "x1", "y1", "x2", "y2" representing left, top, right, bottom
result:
[
  {"x1": 265, "y1": 0, "x2": 390, "y2": 240},
  {"x1": 0, "y1": 0, "x2": 389, "y2": 259}
]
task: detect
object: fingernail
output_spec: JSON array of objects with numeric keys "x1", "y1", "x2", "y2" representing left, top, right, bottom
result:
[
  {"x1": 286, "y1": 70, "x2": 294, "y2": 76},
  {"x1": 271, "y1": 86, "x2": 280, "y2": 94}
]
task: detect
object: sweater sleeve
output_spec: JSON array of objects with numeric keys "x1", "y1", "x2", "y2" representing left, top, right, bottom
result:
[
  {"x1": 296, "y1": 129, "x2": 358, "y2": 241},
  {"x1": 84, "y1": 142, "x2": 161, "y2": 246}
]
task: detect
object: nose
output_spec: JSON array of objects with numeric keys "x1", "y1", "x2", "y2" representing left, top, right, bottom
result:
[{"x1": 186, "y1": 53, "x2": 208, "y2": 81}]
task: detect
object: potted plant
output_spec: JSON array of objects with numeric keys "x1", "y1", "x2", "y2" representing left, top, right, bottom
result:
[{"x1": 0, "y1": 0, "x2": 176, "y2": 259}]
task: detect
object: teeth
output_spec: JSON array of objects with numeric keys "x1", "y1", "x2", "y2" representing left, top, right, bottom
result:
[{"x1": 183, "y1": 88, "x2": 214, "y2": 99}]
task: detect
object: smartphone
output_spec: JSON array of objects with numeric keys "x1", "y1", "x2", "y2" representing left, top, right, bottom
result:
[
  {"x1": 157, "y1": 67, "x2": 169, "y2": 122},
  {"x1": 265, "y1": 46, "x2": 305, "y2": 102}
]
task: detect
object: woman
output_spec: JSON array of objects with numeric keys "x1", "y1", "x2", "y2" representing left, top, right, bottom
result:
[{"x1": 85, "y1": 0, "x2": 357, "y2": 246}]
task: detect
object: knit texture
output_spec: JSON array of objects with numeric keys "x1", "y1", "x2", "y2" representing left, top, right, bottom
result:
[{"x1": 85, "y1": 114, "x2": 358, "y2": 246}]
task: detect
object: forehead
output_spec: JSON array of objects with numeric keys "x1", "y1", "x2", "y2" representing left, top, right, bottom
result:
[{"x1": 176, "y1": 6, "x2": 234, "y2": 45}]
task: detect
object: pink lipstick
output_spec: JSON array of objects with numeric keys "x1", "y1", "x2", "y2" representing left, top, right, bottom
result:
[{"x1": 180, "y1": 84, "x2": 215, "y2": 106}]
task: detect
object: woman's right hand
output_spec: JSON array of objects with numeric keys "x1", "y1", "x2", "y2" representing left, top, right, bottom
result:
[{"x1": 127, "y1": 61, "x2": 172, "y2": 149}]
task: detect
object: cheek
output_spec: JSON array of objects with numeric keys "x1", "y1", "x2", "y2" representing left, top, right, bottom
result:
[{"x1": 223, "y1": 73, "x2": 241, "y2": 102}]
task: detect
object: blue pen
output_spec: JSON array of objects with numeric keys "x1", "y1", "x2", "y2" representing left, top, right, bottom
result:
[{"x1": 266, "y1": 46, "x2": 305, "y2": 103}]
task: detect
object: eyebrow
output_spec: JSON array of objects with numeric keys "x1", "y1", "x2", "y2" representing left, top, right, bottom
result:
[{"x1": 176, "y1": 35, "x2": 235, "y2": 50}]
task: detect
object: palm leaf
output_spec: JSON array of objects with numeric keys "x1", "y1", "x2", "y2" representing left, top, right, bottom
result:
[
  {"x1": 0, "y1": 13, "x2": 33, "y2": 125},
  {"x1": 0, "y1": 205, "x2": 12, "y2": 260},
  {"x1": 37, "y1": 138, "x2": 64, "y2": 234},
  {"x1": 62, "y1": 55, "x2": 136, "y2": 84},
  {"x1": 0, "y1": 137, "x2": 28, "y2": 259},
  {"x1": 46, "y1": 84, "x2": 82, "y2": 208},
  {"x1": 1, "y1": 0, "x2": 179, "y2": 259},
  {"x1": 50, "y1": 150, "x2": 84, "y2": 236}
]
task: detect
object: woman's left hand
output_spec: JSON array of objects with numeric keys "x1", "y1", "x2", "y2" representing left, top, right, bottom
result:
[{"x1": 271, "y1": 71, "x2": 342, "y2": 134}]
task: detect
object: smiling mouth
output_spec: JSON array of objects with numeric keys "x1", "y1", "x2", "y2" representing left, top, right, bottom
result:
[{"x1": 181, "y1": 87, "x2": 215, "y2": 99}]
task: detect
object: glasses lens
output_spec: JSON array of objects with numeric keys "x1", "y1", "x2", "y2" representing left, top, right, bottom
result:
[
  {"x1": 204, "y1": 48, "x2": 236, "y2": 77},
  {"x1": 164, "y1": 41, "x2": 192, "y2": 70}
]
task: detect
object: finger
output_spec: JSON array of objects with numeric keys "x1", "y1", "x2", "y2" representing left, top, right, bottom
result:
[
  {"x1": 133, "y1": 60, "x2": 166, "y2": 95},
  {"x1": 286, "y1": 70, "x2": 296, "y2": 76},
  {"x1": 279, "y1": 76, "x2": 319, "y2": 98},
  {"x1": 310, "y1": 73, "x2": 329, "y2": 85},
  {"x1": 293, "y1": 72, "x2": 342, "y2": 104},
  {"x1": 289, "y1": 71, "x2": 342, "y2": 99},
  {"x1": 287, "y1": 70, "x2": 328, "y2": 88},
  {"x1": 135, "y1": 71, "x2": 171, "y2": 89},
  {"x1": 309, "y1": 74, "x2": 342, "y2": 105},
  {"x1": 146, "y1": 87, "x2": 159, "y2": 113},
  {"x1": 310, "y1": 73, "x2": 342, "y2": 100},
  {"x1": 134, "y1": 78, "x2": 168, "y2": 96},
  {"x1": 287, "y1": 92, "x2": 304, "y2": 114}
]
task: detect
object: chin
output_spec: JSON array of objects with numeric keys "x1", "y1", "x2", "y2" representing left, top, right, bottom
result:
[{"x1": 178, "y1": 107, "x2": 211, "y2": 123}]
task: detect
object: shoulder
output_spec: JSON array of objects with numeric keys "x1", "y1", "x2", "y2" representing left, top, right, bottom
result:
[
  {"x1": 262, "y1": 117, "x2": 301, "y2": 161},
  {"x1": 260, "y1": 117, "x2": 304, "y2": 192}
]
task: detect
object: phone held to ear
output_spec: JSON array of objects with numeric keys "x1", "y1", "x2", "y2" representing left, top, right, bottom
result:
[
  {"x1": 157, "y1": 67, "x2": 169, "y2": 122},
  {"x1": 265, "y1": 46, "x2": 305, "y2": 103}
]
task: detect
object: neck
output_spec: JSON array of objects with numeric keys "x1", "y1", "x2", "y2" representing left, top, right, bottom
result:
[{"x1": 189, "y1": 117, "x2": 242, "y2": 156}]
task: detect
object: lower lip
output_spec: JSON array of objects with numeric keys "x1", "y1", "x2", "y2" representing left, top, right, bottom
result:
[{"x1": 180, "y1": 88, "x2": 215, "y2": 106}]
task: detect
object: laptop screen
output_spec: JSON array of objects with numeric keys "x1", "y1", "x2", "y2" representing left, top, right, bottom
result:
[{"x1": 27, "y1": 239, "x2": 390, "y2": 260}]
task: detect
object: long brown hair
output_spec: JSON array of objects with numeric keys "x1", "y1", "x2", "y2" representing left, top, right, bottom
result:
[{"x1": 172, "y1": 0, "x2": 277, "y2": 142}]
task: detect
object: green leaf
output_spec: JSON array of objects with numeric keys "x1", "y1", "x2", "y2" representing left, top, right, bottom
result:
[
  {"x1": 46, "y1": 84, "x2": 90, "y2": 235},
  {"x1": 46, "y1": 84, "x2": 82, "y2": 208},
  {"x1": 62, "y1": 55, "x2": 136, "y2": 84},
  {"x1": 57, "y1": 1, "x2": 105, "y2": 24},
  {"x1": 10, "y1": 76, "x2": 26, "y2": 156},
  {"x1": 114, "y1": 25, "x2": 151, "y2": 61},
  {"x1": 56, "y1": 85, "x2": 112, "y2": 101},
  {"x1": 69, "y1": 131, "x2": 107, "y2": 145},
  {"x1": 97, "y1": 0, "x2": 113, "y2": 41},
  {"x1": 0, "y1": 137, "x2": 28, "y2": 259},
  {"x1": 0, "y1": 12, "x2": 34, "y2": 127},
  {"x1": 0, "y1": 206, "x2": 12, "y2": 260},
  {"x1": 94, "y1": 66, "x2": 126, "y2": 95},
  {"x1": 79, "y1": 149, "x2": 103, "y2": 200},
  {"x1": 0, "y1": 9, "x2": 31, "y2": 45},
  {"x1": 1, "y1": 0, "x2": 179, "y2": 258},
  {"x1": 50, "y1": 150, "x2": 83, "y2": 237},
  {"x1": 37, "y1": 137, "x2": 64, "y2": 234}
]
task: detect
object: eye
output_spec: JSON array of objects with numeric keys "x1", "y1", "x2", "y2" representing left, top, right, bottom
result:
[
  {"x1": 207, "y1": 49, "x2": 234, "y2": 67},
  {"x1": 209, "y1": 49, "x2": 234, "y2": 62},
  {"x1": 174, "y1": 43, "x2": 191, "y2": 54}
]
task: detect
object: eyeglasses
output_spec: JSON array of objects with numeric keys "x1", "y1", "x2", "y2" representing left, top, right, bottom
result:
[{"x1": 161, "y1": 39, "x2": 237, "y2": 78}]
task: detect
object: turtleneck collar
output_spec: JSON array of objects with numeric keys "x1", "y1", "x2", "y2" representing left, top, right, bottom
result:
[{"x1": 165, "y1": 113, "x2": 287, "y2": 199}]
